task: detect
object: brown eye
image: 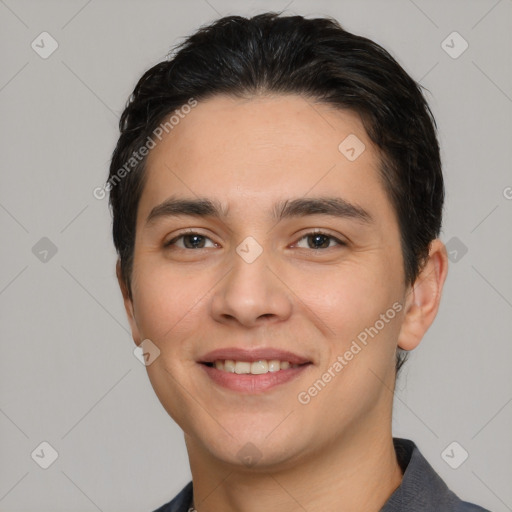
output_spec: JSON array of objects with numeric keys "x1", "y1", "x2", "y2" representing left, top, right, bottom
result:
[
  {"x1": 165, "y1": 232, "x2": 216, "y2": 250},
  {"x1": 295, "y1": 231, "x2": 345, "y2": 250}
]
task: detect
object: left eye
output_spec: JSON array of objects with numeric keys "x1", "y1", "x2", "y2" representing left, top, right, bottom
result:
[{"x1": 294, "y1": 231, "x2": 345, "y2": 250}]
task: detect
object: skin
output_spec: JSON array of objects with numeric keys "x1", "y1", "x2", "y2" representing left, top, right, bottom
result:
[{"x1": 118, "y1": 94, "x2": 448, "y2": 512}]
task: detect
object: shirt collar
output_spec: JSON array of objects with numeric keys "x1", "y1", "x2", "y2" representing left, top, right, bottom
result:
[{"x1": 380, "y1": 437, "x2": 460, "y2": 511}]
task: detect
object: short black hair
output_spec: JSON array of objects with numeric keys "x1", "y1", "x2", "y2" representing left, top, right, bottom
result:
[{"x1": 108, "y1": 12, "x2": 444, "y2": 373}]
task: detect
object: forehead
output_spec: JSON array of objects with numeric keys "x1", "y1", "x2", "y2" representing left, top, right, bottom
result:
[
  {"x1": 139, "y1": 94, "x2": 392, "y2": 226},
  {"x1": 146, "y1": 93, "x2": 372, "y2": 170}
]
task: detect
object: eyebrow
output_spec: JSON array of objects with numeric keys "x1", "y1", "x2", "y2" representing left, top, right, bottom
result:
[{"x1": 145, "y1": 195, "x2": 373, "y2": 226}]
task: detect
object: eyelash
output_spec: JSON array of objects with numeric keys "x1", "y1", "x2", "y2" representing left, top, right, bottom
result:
[{"x1": 164, "y1": 229, "x2": 346, "y2": 251}]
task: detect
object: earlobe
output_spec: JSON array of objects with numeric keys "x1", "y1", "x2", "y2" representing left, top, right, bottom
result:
[
  {"x1": 397, "y1": 239, "x2": 449, "y2": 351},
  {"x1": 116, "y1": 260, "x2": 142, "y2": 345}
]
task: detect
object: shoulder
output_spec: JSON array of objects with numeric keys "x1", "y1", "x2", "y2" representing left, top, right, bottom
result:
[
  {"x1": 454, "y1": 500, "x2": 492, "y2": 512},
  {"x1": 151, "y1": 481, "x2": 193, "y2": 512},
  {"x1": 383, "y1": 438, "x2": 492, "y2": 512}
]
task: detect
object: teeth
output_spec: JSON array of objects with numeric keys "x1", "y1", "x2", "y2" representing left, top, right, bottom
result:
[
  {"x1": 211, "y1": 359, "x2": 299, "y2": 374},
  {"x1": 224, "y1": 360, "x2": 235, "y2": 373},
  {"x1": 268, "y1": 360, "x2": 281, "y2": 372},
  {"x1": 250, "y1": 360, "x2": 268, "y2": 374},
  {"x1": 235, "y1": 361, "x2": 251, "y2": 374}
]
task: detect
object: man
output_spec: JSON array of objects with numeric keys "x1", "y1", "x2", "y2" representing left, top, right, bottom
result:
[{"x1": 107, "y1": 12, "x2": 490, "y2": 512}]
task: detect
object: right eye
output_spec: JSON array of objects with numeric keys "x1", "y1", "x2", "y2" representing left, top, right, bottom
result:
[{"x1": 164, "y1": 230, "x2": 218, "y2": 250}]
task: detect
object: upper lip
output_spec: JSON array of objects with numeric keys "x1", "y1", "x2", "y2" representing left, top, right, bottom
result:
[{"x1": 199, "y1": 348, "x2": 311, "y2": 365}]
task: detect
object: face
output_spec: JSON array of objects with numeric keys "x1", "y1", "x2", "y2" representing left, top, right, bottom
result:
[{"x1": 121, "y1": 94, "x2": 413, "y2": 470}]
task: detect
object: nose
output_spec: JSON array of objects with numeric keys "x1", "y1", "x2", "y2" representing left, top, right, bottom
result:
[{"x1": 210, "y1": 243, "x2": 293, "y2": 328}]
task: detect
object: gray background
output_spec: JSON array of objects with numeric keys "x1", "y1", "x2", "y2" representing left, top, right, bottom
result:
[{"x1": 1, "y1": 0, "x2": 511, "y2": 511}]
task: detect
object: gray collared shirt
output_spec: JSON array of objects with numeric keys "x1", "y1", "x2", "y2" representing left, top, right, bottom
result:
[{"x1": 153, "y1": 438, "x2": 491, "y2": 511}]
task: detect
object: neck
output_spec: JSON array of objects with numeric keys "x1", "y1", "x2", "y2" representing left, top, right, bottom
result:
[{"x1": 185, "y1": 420, "x2": 403, "y2": 512}]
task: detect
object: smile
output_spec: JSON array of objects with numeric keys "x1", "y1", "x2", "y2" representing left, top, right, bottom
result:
[{"x1": 206, "y1": 359, "x2": 300, "y2": 374}]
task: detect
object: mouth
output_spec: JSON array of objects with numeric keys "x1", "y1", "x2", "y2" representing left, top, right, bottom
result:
[
  {"x1": 204, "y1": 358, "x2": 303, "y2": 372},
  {"x1": 198, "y1": 348, "x2": 312, "y2": 393}
]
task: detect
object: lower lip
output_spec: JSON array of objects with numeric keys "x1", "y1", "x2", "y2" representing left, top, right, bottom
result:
[{"x1": 200, "y1": 364, "x2": 310, "y2": 393}]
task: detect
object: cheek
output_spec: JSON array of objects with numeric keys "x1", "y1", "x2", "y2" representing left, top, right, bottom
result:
[
  {"x1": 297, "y1": 258, "x2": 401, "y2": 339},
  {"x1": 130, "y1": 261, "x2": 201, "y2": 345},
  {"x1": 296, "y1": 264, "x2": 402, "y2": 421},
  {"x1": 294, "y1": 257, "x2": 404, "y2": 406}
]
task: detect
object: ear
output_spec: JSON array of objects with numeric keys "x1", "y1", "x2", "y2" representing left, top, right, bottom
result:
[
  {"x1": 116, "y1": 260, "x2": 142, "y2": 345},
  {"x1": 397, "y1": 239, "x2": 449, "y2": 351}
]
